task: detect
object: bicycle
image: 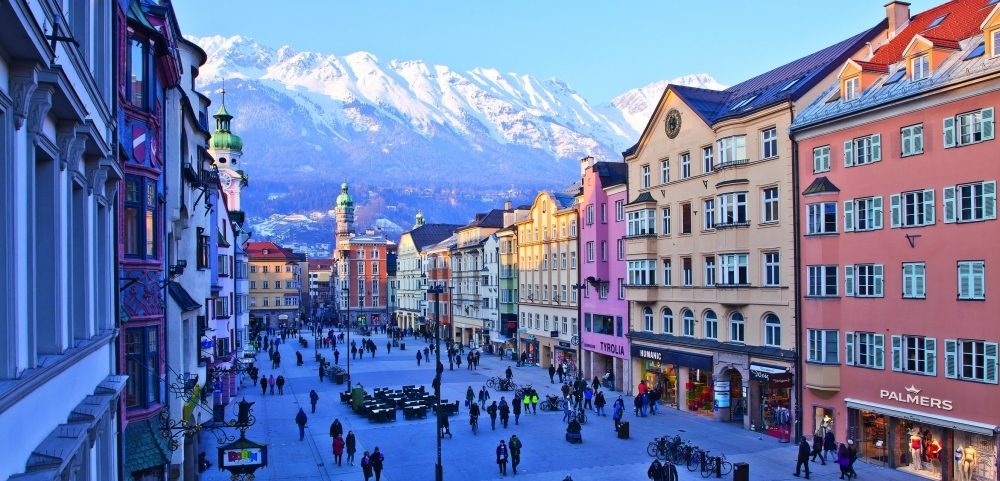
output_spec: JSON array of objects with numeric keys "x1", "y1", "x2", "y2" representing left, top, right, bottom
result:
[
  {"x1": 699, "y1": 452, "x2": 732, "y2": 478},
  {"x1": 567, "y1": 408, "x2": 587, "y2": 425},
  {"x1": 469, "y1": 415, "x2": 479, "y2": 434},
  {"x1": 540, "y1": 395, "x2": 568, "y2": 412},
  {"x1": 686, "y1": 448, "x2": 706, "y2": 472}
]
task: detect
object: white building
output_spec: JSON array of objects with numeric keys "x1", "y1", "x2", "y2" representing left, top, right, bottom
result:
[
  {"x1": 449, "y1": 210, "x2": 504, "y2": 348},
  {"x1": 393, "y1": 214, "x2": 460, "y2": 334}
]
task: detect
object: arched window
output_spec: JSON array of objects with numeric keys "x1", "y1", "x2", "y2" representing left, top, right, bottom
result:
[
  {"x1": 643, "y1": 307, "x2": 654, "y2": 331},
  {"x1": 661, "y1": 307, "x2": 674, "y2": 334},
  {"x1": 704, "y1": 310, "x2": 718, "y2": 339},
  {"x1": 764, "y1": 314, "x2": 781, "y2": 347},
  {"x1": 682, "y1": 309, "x2": 695, "y2": 337},
  {"x1": 729, "y1": 312, "x2": 745, "y2": 343}
]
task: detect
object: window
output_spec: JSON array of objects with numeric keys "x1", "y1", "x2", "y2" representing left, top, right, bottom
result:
[
  {"x1": 844, "y1": 134, "x2": 881, "y2": 167},
  {"x1": 128, "y1": 39, "x2": 147, "y2": 109},
  {"x1": 626, "y1": 209, "x2": 656, "y2": 236},
  {"x1": 662, "y1": 259, "x2": 672, "y2": 287},
  {"x1": 717, "y1": 135, "x2": 747, "y2": 167},
  {"x1": 807, "y1": 202, "x2": 838, "y2": 235},
  {"x1": 847, "y1": 332, "x2": 885, "y2": 369},
  {"x1": 807, "y1": 329, "x2": 839, "y2": 363},
  {"x1": 944, "y1": 181, "x2": 997, "y2": 223},
  {"x1": 994, "y1": 29, "x2": 1000, "y2": 57},
  {"x1": 807, "y1": 265, "x2": 838, "y2": 297},
  {"x1": 627, "y1": 260, "x2": 656, "y2": 286},
  {"x1": 946, "y1": 339, "x2": 998, "y2": 383},
  {"x1": 597, "y1": 282, "x2": 608, "y2": 299},
  {"x1": 263, "y1": 281, "x2": 269, "y2": 290},
  {"x1": 844, "y1": 76, "x2": 860, "y2": 101},
  {"x1": 586, "y1": 242, "x2": 595, "y2": 262},
  {"x1": 704, "y1": 311, "x2": 718, "y2": 339},
  {"x1": 900, "y1": 124, "x2": 924, "y2": 156},
  {"x1": 196, "y1": 229, "x2": 210, "y2": 269},
  {"x1": 125, "y1": 327, "x2": 159, "y2": 408},
  {"x1": 957, "y1": 260, "x2": 985, "y2": 300},
  {"x1": 617, "y1": 238, "x2": 625, "y2": 260},
  {"x1": 600, "y1": 241, "x2": 607, "y2": 261},
  {"x1": 124, "y1": 177, "x2": 157, "y2": 258},
  {"x1": 617, "y1": 278, "x2": 625, "y2": 299},
  {"x1": 570, "y1": 251, "x2": 576, "y2": 268},
  {"x1": 891, "y1": 189, "x2": 935, "y2": 227},
  {"x1": 681, "y1": 309, "x2": 695, "y2": 337},
  {"x1": 702, "y1": 147, "x2": 714, "y2": 174},
  {"x1": 562, "y1": 252, "x2": 568, "y2": 269},
  {"x1": 661, "y1": 308, "x2": 674, "y2": 334},
  {"x1": 680, "y1": 153, "x2": 691, "y2": 179},
  {"x1": 813, "y1": 145, "x2": 831, "y2": 173},
  {"x1": 845, "y1": 263, "x2": 884, "y2": 297},
  {"x1": 902, "y1": 262, "x2": 926, "y2": 299},
  {"x1": 729, "y1": 312, "x2": 745, "y2": 343},
  {"x1": 911, "y1": 54, "x2": 930, "y2": 81},
  {"x1": 601, "y1": 203, "x2": 607, "y2": 223},
  {"x1": 718, "y1": 253, "x2": 749, "y2": 286},
  {"x1": 586, "y1": 204, "x2": 594, "y2": 225},
  {"x1": 703, "y1": 199, "x2": 715, "y2": 230},
  {"x1": 944, "y1": 108, "x2": 994, "y2": 147},
  {"x1": 892, "y1": 335, "x2": 936, "y2": 375},
  {"x1": 643, "y1": 307, "x2": 654, "y2": 331},
  {"x1": 703, "y1": 256, "x2": 716, "y2": 286},
  {"x1": 250, "y1": 281, "x2": 256, "y2": 289},
  {"x1": 681, "y1": 203, "x2": 692, "y2": 234},
  {"x1": 681, "y1": 258, "x2": 692, "y2": 286},
  {"x1": 761, "y1": 127, "x2": 778, "y2": 159},
  {"x1": 641, "y1": 164, "x2": 651, "y2": 188},
  {"x1": 762, "y1": 187, "x2": 779, "y2": 223},
  {"x1": 764, "y1": 314, "x2": 781, "y2": 347},
  {"x1": 660, "y1": 159, "x2": 670, "y2": 184},
  {"x1": 661, "y1": 207, "x2": 671, "y2": 236},
  {"x1": 845, "y1": 196, "x2": 883, "y2": 232},
  {"x1": 717, "y1": 192, "x2": 748, "y2": 226},
  {"x1": 763, "y1": 252, "x2": 780, "y2": 286},
  {"x1": 262, "y1": 297, "x2": 268, "y2": 306},
  {"x1": 615, "y1": 200, "x2": 625, "y2": 221}
]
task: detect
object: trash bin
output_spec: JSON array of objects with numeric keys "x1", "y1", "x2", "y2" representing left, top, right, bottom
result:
[
  {"x1": 400, "y1": 342, "x2": 406, "y2": 350},
  {"x1": 617, "y1": 421, "x2": 629, "y2": 439},
  {"x1": 733, "y1": 462, "x2": 749, "y2": 481},
  {"x1": 335, "y1": 372, "x2": 345, "y2": 384}
]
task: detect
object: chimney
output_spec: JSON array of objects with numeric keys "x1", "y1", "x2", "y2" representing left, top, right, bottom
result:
[
  {"x1": 885, "y1": 1, "x2": 911, "y2": 39},
  {"x1": 504, "y1": 200, "x2": 512, "y2": 211},
  {"x1": 580, "y1": 155, "x2": 595, "y2": 177}
]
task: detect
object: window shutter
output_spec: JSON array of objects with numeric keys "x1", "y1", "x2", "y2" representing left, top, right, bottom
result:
[
  {"x1": 901, "y1": 132, "x2": 912, "y2": 156},
  {"x1": 973, "y1": 262, "x2": 985, "y2": 299},
  {"x1": 986, "y1": 342, "x2": 998, "y2": 384},
  {"x1": 844, "y1": 201, "x2": 855, "y2": 232},
  {"x1": 943, "y1": 187, "x2": 956, "y2": 223},
  {"x1": 924, "y1": 338, "x2": 937, "y2": 376},
  {"x1": 914, "y1": 125, "x2": 924, "y2": 153},
  {"x1": 943, "y1": 117, "x2": 955, "y2": 148},
  {"x1": 872, "y1": 196, "x2": 884, "y2": 229},
  {"x1": 984, "y1": 181, "x2": 996, "y2": 220},
  {"x1": 981, "y1": 107, "x2": 995, "y2": 141},
  {"x1": 874, "y1": 334, "x2": 885, "y2": 369},
  {"x1": 873, "y1": 264, "x2": 884, "y2": 297},
  {"x1": 923, "y1": 189, "x2": 935, "y2": 224},
  {"x1": 871, "y1": 134, "x2": 882, "y2": 162},
  {"x1": 845, "y1": 265, "x2": 855, "y2": 297},
  {"x1": 958, "y1": 262, "x2": 971, "y2": 298},
  {"x1": 844, "y1": 140, "x2": 854, "y2": 167},
  {"x1": 944, "y1": 339, "x2": 957, "y2": 379},
  {"x1": 890, "y1": 194, "x2": 901, "y2": 228},
  {"x1": 891, "y1": 335, "x2": 902, "y2": 371},
  {"x1": 902, "y1": 264, "x2": 913, "y2": 297},
  {"x1": 916, "y1": 264, "x2": 926, "y2": 297},
  {"x1": 845, "y1": 331, "x2": 855, "y2": 366}
]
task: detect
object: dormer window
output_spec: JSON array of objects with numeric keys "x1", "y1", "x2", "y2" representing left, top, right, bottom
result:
[
  {"x1": 993, "y1": 29, "x2": 1000, "y2": 57},
  {"x1": 912, "y1": 54, "x2": 930, "y2": 80},
  {"x1": 844, "y1": 76, "x2": 861, "y2": 101}
]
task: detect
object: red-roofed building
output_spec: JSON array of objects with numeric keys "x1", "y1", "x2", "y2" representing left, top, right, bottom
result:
[{"x1": 247, "y1": 241, "x2": 305, "y2": 328}]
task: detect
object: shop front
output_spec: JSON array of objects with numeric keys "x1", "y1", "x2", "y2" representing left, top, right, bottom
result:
[
  {"x1": 554, "y1": 342, "x2": 577, "y2": 374},
  {"x1": 518, "y1": 336, "x2": 539, "y2": 366},
  {"x1": 632, "y1": 345, "x2": 713, "y2": 414},
  {"x1": 749, "y1": 363, "x2": 794, "y2": 441}
]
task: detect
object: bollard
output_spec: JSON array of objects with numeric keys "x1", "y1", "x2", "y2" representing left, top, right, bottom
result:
[{"x1": 715, "y1": 456, "x2": 722, "y2": 478}]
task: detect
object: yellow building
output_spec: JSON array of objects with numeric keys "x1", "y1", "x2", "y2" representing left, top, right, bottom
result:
[{"x1": 247, "y1": 241, "x2": 305, "y2": 328}]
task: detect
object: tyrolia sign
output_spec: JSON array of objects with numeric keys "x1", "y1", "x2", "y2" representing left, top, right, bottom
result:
[{"x1": 879, "y1": 385, "x2": 953, "y2": 411}]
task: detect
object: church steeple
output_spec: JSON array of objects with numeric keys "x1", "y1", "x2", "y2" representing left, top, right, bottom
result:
[
  {"x1": 209, "y1": 85, "x2": 246, "y2": 211},
  {"x1": 334, "y1": 182, "x2": 355, "y2": 250},
  {"x1": 210, "y1": 86, "x2": 243, "y2": 152}
]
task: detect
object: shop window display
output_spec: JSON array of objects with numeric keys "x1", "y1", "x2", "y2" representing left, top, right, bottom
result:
[
  {"x1": 894, "y1": 420, "x2": 943, "y2": 480},
  {"x1": 953, "y1": 432, "x2": 996, "y2": 481},
  {"x1": 854, "y1": 410, "x2": 888, "y2": 465},
  {"x1": 686, "y1": 369, "x2": 713, "y2": 414},
  {"x1": 642, "y1": 362, "x2": 678, "y2": 408}
]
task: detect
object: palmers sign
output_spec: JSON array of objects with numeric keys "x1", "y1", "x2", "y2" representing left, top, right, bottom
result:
[{"x1": 879, "y1": 385, "x2": 953, "y2": 411}]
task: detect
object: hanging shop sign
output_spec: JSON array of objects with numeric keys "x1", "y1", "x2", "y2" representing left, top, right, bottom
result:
[
  {"x1": 879, "y1": 385, "x2": 953, "y2": 411},
  {"x1": 218, "y1": 435, "x2": 268, "y2": 476}
]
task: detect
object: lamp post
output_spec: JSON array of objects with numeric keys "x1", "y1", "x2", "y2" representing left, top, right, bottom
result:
[
  {"x1": 341, "y1": 248, "x2": 352, "y2": 394},
  {"x1": 571, "y1": 283, "x2": 587, "y2": 382},
  {"x1": 426, "y1": 282, "x2": 446, "y2": 481}
]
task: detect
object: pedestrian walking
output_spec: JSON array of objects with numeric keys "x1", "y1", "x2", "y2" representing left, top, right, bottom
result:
[
  {"x1": 296, "y1": 350, "x2": 303, "y2": 366},
  {"x1": 824, "y1": 429, "x2": 837, "y2": 460},
  {"x1": 330, "y1": 418, "x2": 343, "y2": 439},
  {"x1": 530, "y1": 391, "x2": 539, "y2": 414},
  {"x1": 584, "y1": 386, "x2": 593, "y2": 410},
  {"x1": 548, "y1": 364, "x2": 556, "y2": 383},
  {"x1": 479, "y1": 386, "x2": 490, "y2": 409},
  {"x1": 649, "y1": 388, "x2": 659, "y2": 415},
  {"x1": 332, "y1": 434, "x2": 345, "y2": 466},
  {"x1": 512, "y1": 394, "x2": 522, "y2": 425},
  {"x1": 268, "y1": 375, "x2": 275, "y2": 395},
  {"x1": 846, "y1": 440, "x2": 858, "y2": 479},
  {"x1": 295, "y1": 408, "x2": 308, "y2": 441},
  {"x1": 276, "y1": 375, "x2": 286, "y2": 395},
  {"x1": 505, "y1": 366, "x2": 513, "y2": 381},
  {"x1": 352, "y1": 345, "x2": 358, "y2": 360},
  {"x1": 595, "y1": 390, "x2": 606, "y2": 415},
  {"x1": 334, "y1": 348, "x2": 340, "y2": 365},
  {"x1": 423, "y1": 347, "x2": 429, "y2": 361},
  {"x1": 562, "y1": 395, "x2": 573, "y2": 422},
  {"x1": 557, "y1": 363, "x2": 565, "y2": 383},
  {"x1": 309, "y1": 389, "x2": 319, "y2": 413},
  {"x1": 386, "y1": 341, "x2": 391, "y2": 354},
  {"x1": 794, "y1": 436, "x2": 812, "y2": 479},
  {"x1": 496, "y1": 440, "x2": 509, "y2": 475},
  {"x1": 260, "y1": 377, "x2": 268, "y2": 396},
  {"x1": 522, "y1": 394, "x2": 531, "y2": 418},
  {"x1": 346, "y1": 430, "x2": 357, "y2": 465},
  {"x1": 360, "y1": 451, "x2": 373, "y2": 481},
  {"x1": 837, "y1": 443, "x2": 851, "y2": 479},
  {"x1": 371, "y1": 447, "x2": 385, "y2": 481},
  {"x1": 613, "y1": 401, "x2": 624, "y2": 432},
  {"x1": 509, "y1": 435, "x2": 522, "y2": 474},
  {"x1": 487, "y1": 401, "x2": 498, "y2": 430},
  {"x1": 499, "y1": 398, "x2": 510, "y2": 428},
  {"x1": 456, "y1": 353, "x2": 462, "y2": 369},
  {"x1": 810, "y1": 429, "x2": 826, "y2": 464},
  {"x1": 633, "y1": 394, "x2": 643, "y2": 416},
  {"x1": 318, "y1": 364, "x2": 325, "y2": 383},
  {"x1": 648, "y1": 458, "x2": 665, "y2": 481}
]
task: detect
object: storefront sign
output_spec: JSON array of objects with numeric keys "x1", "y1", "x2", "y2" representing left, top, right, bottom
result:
[
  {"x1": 217, "y1": 435, "x2": 268, "y2": 477},
  {"x1": 597, "y1": 341, "x2": 625, "y2": 356},
  {"x1": 222, "y1": 447, "x2": 264, "y2": 467},
  {"x1": 558, "y1": 341, "x2": 571, "y2": 348},
  {"x1": 630, "y1": 345, "x2": 712, "y2": 370},
  {"x1": 879, "y1": 385, "x2": 953, "y2": 411},
  {"x1": 713, "y1": 381, "x2": 731, "y2": 408}
]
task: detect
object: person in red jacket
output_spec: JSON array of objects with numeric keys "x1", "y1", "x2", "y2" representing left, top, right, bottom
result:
[{"x1": 332, "y1": 434, "x2": 345, "y2": 466}]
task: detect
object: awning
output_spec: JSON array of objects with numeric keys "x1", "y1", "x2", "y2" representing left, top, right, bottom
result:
[
  {"x1": 845, "y1": 398, "x2": 998, "y2": 436},
  {"x1": 123, "y1": 417, "x2": 170, "y2": 476},
  {"x1": 168, "y1": 283, "x2": 202, "y2": 312}
]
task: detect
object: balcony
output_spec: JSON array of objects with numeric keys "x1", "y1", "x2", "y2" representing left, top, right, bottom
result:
[
  {"x1": 625, "y1": 235, "x2": 658, "y2": 256},
  {"x1": 713, "y1": 158, "x2": 749, "y2": 171},
  {"x1": 804, "y1": 363, "x2": 841, "y2": 391},
  {"x1": 715, "y1": 220, "x2": 751, "y2": 230},
  {"x1": 625, "y1": 284, "x2": 659, "y2": 303}
]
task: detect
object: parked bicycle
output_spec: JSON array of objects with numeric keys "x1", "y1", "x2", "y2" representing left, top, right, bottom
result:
[
  {"x1": 567, "y1": 407, "x2": 587, "y2": 425},
  {"x1": 485, "y1": 376, "x2": 518, "y2": 392},
  {"x1": 540, "y1": 394, "x2": 568, "y2": 412},
  {"x1": 699, "y1": 451, "x2": 732, "y2": 478}
]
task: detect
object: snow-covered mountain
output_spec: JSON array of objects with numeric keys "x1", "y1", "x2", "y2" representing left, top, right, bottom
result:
[{"x1": 610, "y1": 73, "x2": 727, "y2": 133}]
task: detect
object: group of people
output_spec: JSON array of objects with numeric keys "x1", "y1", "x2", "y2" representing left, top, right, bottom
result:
[
  {"x1": 494, "y1": 436, "x2": 523, "y2": 475},
  {"x1": 795, "y1": 429, "x2": 857, "y2": 480}
]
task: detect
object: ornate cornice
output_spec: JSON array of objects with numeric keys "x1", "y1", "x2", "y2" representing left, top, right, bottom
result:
[
  {"x1": 11, "y1": 63, "x2": 41, "y2": 130},
  {"x1": 57, "y1": 123, "x2": 87, "y2": 172},
  {"x1": 27, "y1": 85, "x2": 54, "y2": 136}
]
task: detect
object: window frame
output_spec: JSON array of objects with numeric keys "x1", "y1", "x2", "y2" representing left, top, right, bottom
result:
[
  {"x1": 807, "y1": 265, "x2": 838, "y2": 297},
  {"x1": 807, "y1": 329, "x2": 839, "y2": 364},
  {"x1": 763, "y1": 251, "x2": 780, "y2": 287},
  {"x1": 763, "y1": 314, "x2": 781, "y2": 348},
  {"x1": 660, "y1": 158, "x2": 670, "y2": 184},
  {"x1": 806, "y1": 202, "x2": 838, "y2": 235},
  {"x1": 641, "y1": 164, "x2": 651, "y2": 188},
  {"x1": 680, "y1": 152, "x2": 691, "y2": 179},
  {"x1": 762, "y1": 186, "x2": 779, "y2": 224},
  {"x1": 957, "y1": 260, "x2": 985, "y2": 300},
  {"x1": 729, "y1": 311, "x2": 745, "y2": 344},
  {"x1": 902, "y1": 262, "x2": 926, "y2": 299},
  {"x1": 761, "y1": 127, "x2": 778, "y2": 159},
  {"x1": 911, "y1": 54, "x2": 930, "y2": 81},
  {"x1": 900, "y1": 123, "x2": 924, "y2": 157},
  {"x1": 702, "y1": 198, "x2": 715, "y2": 230},
  {"x1": 702, "y1": 146, "x2": 714, "y2": 174},
  {"x1": 844, "y1": 76, "x2": 860, "y2": 101},
  {"x1": 813, "y1": 145, "x2": 831, "y2": 173}
]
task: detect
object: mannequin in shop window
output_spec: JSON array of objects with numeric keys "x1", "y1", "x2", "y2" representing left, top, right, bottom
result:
[
  {"x1": 907, "y1": 428, "x2": 922, "y2": 470},
  {"x1": 922, "y1": 431, "x2": 940, "y2": 468},
  {"x1": 958, "y1": 445, "x2": 976, "y2": 481}
]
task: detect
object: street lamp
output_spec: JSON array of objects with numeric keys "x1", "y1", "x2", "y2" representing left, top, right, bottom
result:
[
  {"x1": 426, "y1": 282, "x2": 446, "y2": 481},
  {"x1": 571, "y1": 282, "x2": 588, "y2": 382},
  {"x1": 341, "y1": 248, "x2": 352, "y2": 394}
]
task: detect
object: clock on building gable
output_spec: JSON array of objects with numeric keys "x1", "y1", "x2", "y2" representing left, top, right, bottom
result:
[
  {"x1": 665, "y1": 108, "x2": 682, "y2": 139},
  {"x1": 219, "y1": 170, "x2": 234, "y2": 188}
]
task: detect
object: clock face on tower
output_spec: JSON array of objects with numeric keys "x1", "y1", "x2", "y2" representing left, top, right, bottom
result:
[
  {"x1": 665, "y1": 109, "x2": 682, "y2": 139},
  {"x1": 219, "y1": 171, "x2": 233, "y2": 188}
]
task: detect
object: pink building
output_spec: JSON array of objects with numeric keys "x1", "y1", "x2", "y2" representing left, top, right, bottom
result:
[
  {"x1": 792, "y1": 2, "x2": 1000, "y2": 480},
  {"x1": 577, "y1": 157, "x2": 629, "y2": 390}
]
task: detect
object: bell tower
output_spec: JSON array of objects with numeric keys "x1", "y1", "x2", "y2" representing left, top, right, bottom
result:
[
  {"x1": 208, "y1": 87, "x2": 245, "y2": 210},
  {"x1": 334, "y1": 182, "x2": 355, "y2": 251}
]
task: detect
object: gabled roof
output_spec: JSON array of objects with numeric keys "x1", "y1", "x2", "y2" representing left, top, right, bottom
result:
[
  {"x1": 308, "y1": 259, "x2": 333, "y2": 270},
  {"x1": 871, "y1": 0, "x2": 993, "y2": 65},
  {"x1": 802, "y1": 176, "x2": 841, "y2": 196},
  {"x1": 459, "y1": 209, "x2": 505, "y2": 231},
  {"x1": 247, "y1": 241, "x2": 304, "y2": 261},
  {"x1": 628, "y1": 191, "x2": 657, "y2": 205},
  {"x1": 405, "y1": 223, "x2": 462, "y2": 251}
]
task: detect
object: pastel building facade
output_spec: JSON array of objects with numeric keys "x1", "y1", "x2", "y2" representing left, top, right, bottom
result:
[
  {"x1": 450, "y1": 210, "x2": 504, "y2": 347},
  {"x1": 792, "y1": 2, "x2": 1000, "y2": 479},
  {"x1": 247, "y1": 241, "x2": 304, "y2": 328},
  {"x1": 394, "y1": 215, "x2": 460, "y2": 333}
]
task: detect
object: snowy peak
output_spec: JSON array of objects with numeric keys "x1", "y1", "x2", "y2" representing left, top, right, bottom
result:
[{"x1": 611, "y1": 73, "x2": 727, "y2": 133}]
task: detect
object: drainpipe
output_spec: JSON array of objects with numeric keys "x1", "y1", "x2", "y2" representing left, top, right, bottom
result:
[{"x1": 791, "y1": 137, "x2": 804, "y2": 443}]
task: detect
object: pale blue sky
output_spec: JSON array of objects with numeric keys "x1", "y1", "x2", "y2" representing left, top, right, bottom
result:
[{"x1": 173, "y1": 0, "x2": 937, "y2": 102}]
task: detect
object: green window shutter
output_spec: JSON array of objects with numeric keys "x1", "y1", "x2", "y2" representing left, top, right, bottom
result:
[
  {"x1": 872, "y1": 196, "x2": 884, "y2": 229},
  {"x1": 923, "y1": 189, "x2": 935, "y2": 224},
  {"x1": 871, "y1": 134, "x2": 882, "y2": 162},
  {"x1": 916, "y1": 263, "x2": 926, "y2": 298},
  {"x1": 943, "y1": 117, "x2": 955, "y2": 148},
  {"x1": 901, "y1": 130, "x2": 912, "y2": 156},
  {"x1": 845, "y1": 331, "x2": 855, "y2": 366},
  {"x1": 981, "y1": 107, "x2": 994, "y2": 141},
  {"x1": 874, "y1": 334, "x2": 885, "y2": 370},
  {"x1": 983, "y1": 181, "x2": 996, "y2": 220},
  {"x1": 924, "y1": 338, "x2": 936, "y2": 376},
  {"x1": 913, "y1": 124, "x2": 924, "y2": 153},
  {"x1": 986, "y1": 342, "x2": 998, "y2": 384},
  {"x1": 844, "y1": 201, "x2": 855, "y2": 232},
  {"x1": 902, "y1": 264, "x2": 913, "y2": 297},
  {"x1": 844, "y1": 265, "x2": 855, "y2": 297},
  {"x1": 890, "y1": 194, "x2": 901, "y2": 228},
  {"x1": 973, "y1": 262, "x2": 985, "y2": 299},
  {"x1": 891, "y1": 335, "x2": 903, "y2": 371},
  {"x1": 943, "y1": 187, "x2": 956, "y2": 223},
  {"x1": 873, "y1": 264, "x2": 884, "y2": 297},
  {"x1": 844, "y1": 140, "x2": 854, "y2": 167},
  {"x1": 944, "y1": 339, "x2": 957, "y2": 379}
]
